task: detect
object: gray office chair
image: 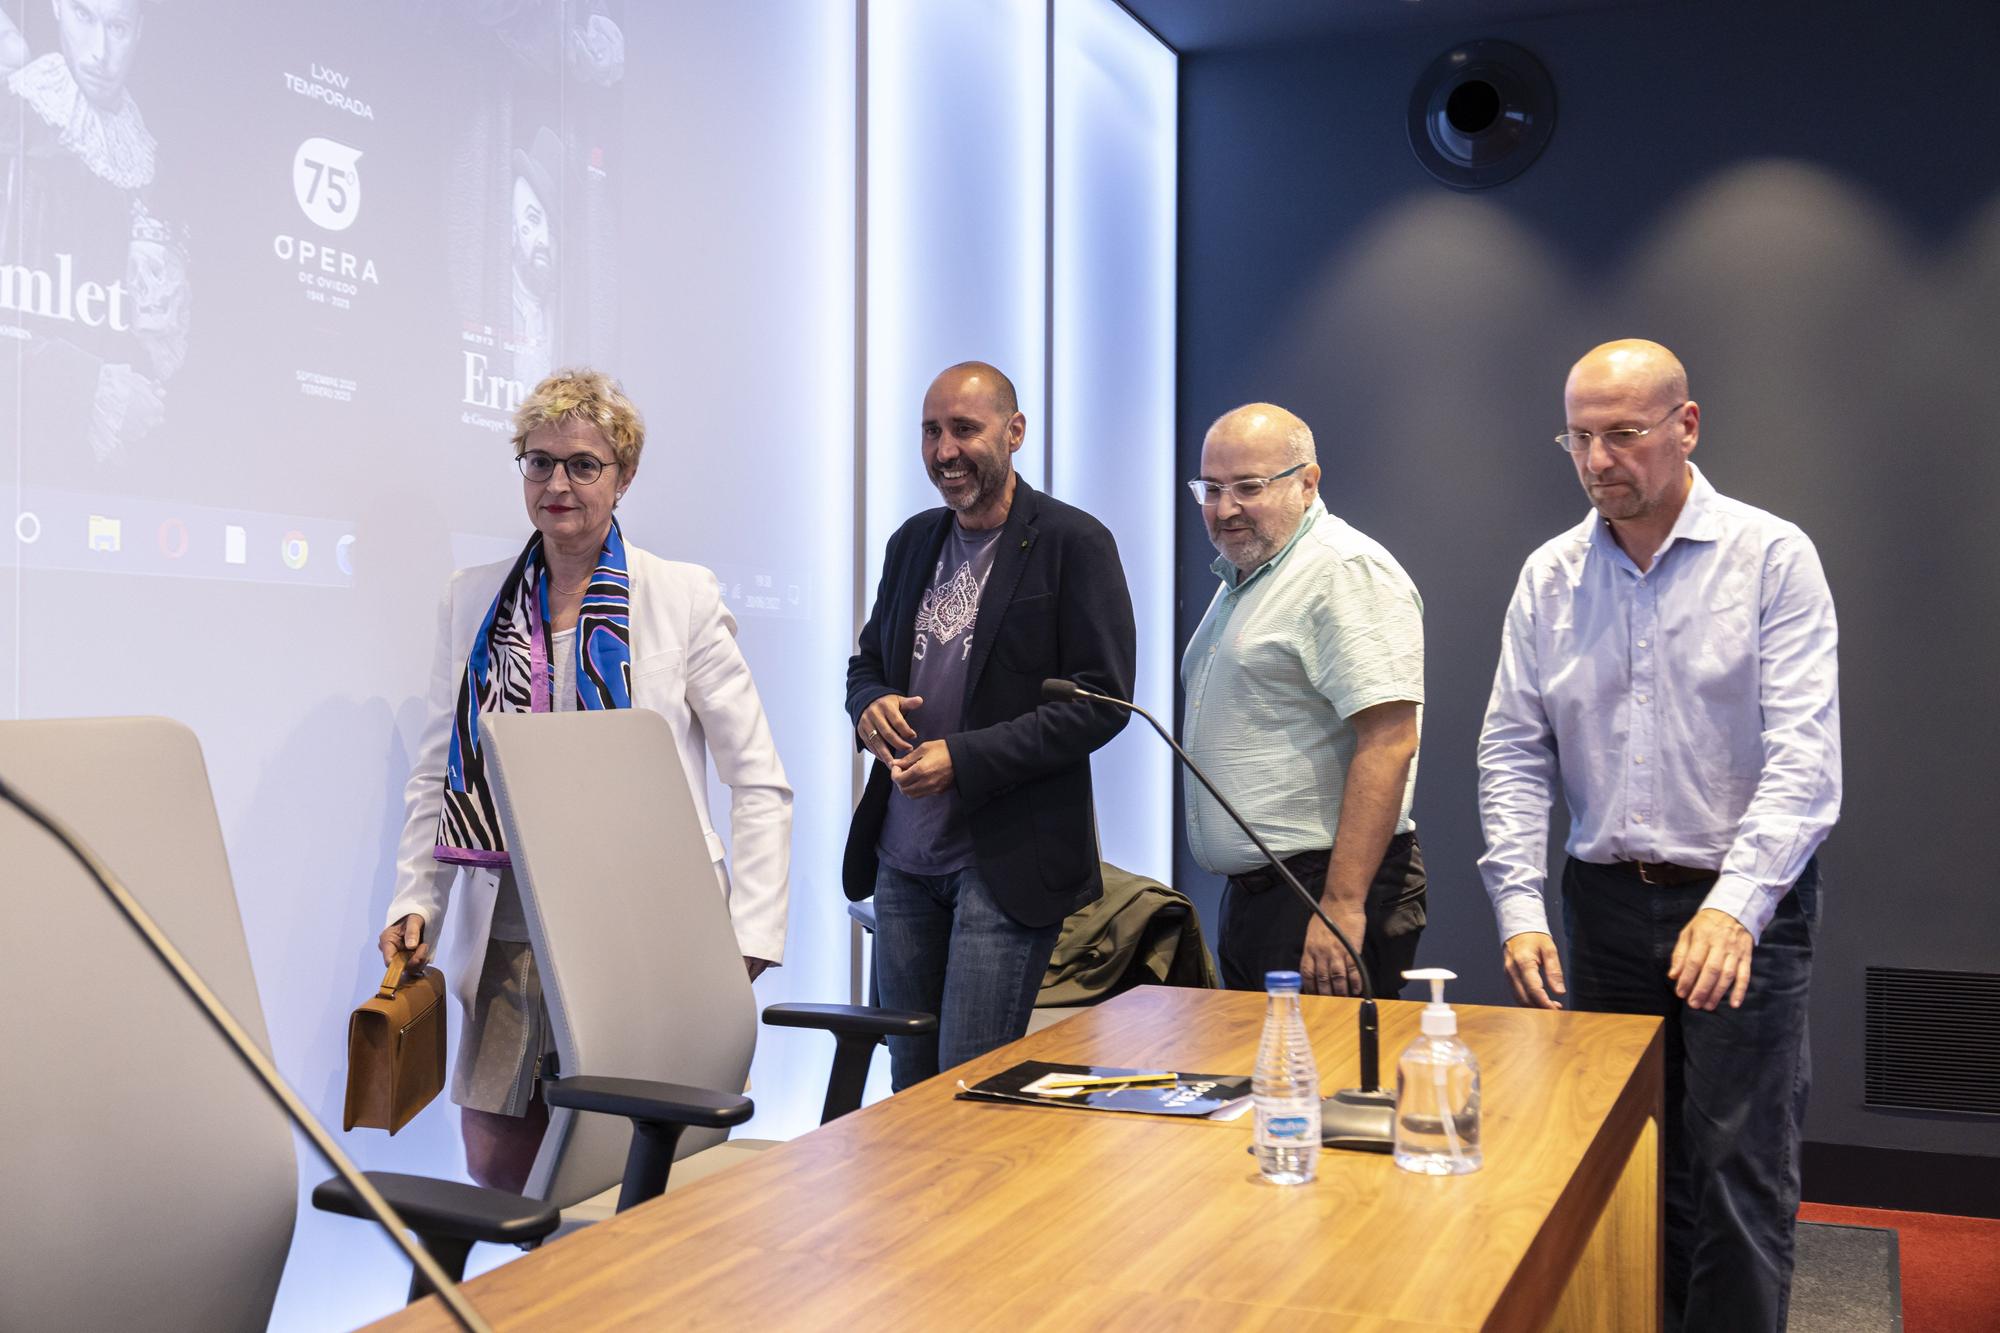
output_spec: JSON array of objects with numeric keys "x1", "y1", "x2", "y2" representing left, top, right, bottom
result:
[
  {"x1": 0, "y1": 717, "x2": 558, "y2": 1332},
  {"x1": 322, "y1": 709, "x2": 927, "y2": 1273}
]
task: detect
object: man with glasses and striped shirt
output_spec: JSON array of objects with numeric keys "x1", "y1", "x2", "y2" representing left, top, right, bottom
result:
[
  {"x1": 1478, "y1": 339, "x2": 1841, "y2": 1332},
  {"x1": 1182, "y1": 403, "x2": 1427, "y2": 998}
]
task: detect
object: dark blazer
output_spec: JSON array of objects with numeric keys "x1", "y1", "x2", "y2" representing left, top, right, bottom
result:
[{"x1": 843, "y1": 476, "x2": 1137, "y2": 928}]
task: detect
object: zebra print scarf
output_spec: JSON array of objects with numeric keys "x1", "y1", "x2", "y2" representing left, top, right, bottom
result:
[{"x1": 434, "y1": 522, "x2": 633, "y2": 865}]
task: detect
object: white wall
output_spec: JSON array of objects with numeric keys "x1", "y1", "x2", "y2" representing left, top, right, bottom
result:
[
  {"x1": 1052, "y1": 0, "x2": 1178, "y2": 880},
  {"x1": 0, "y1": 1, "x2": 1172, "y2": 1327},
  {"x1": 866, "y1": 0, "x2": 1050, "y2": 572}
]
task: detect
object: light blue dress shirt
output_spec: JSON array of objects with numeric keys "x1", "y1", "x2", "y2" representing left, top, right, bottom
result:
[
  {"x1": 1182, "y1": 498, "x2": 1424, "y2": 875},
  {"x1": 1477, "y1": 464, "x2": 1841, "y2": 943}
]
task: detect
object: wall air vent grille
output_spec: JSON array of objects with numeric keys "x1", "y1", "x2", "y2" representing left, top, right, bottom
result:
[{"x1": 1864, "y1": 967, "x2": 2000, "y2": 1115}]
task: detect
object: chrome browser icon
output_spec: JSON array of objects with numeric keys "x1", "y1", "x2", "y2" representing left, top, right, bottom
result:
[{"x1": 281, "y1": 530, "x2": 310, "y2": 570}]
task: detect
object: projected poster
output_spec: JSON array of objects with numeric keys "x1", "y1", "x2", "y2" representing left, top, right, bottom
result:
[
  {"x1": 0, "y1": 0, "x2": 625, "y2": 586},
  {"x1": 440, "y1": 2, "x2": 624, "y2": 438},
  {"x1": 1, "y1": 0, "x2": 188, "y2": 479}
]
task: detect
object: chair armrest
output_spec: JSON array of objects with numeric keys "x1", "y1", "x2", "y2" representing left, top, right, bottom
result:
[
  {"x1": 544, "y1": 1075, "x2": 753, "y2": 1129},
  {"x1": 547, "y1": 1077, "x2": 752, "y2": 1212},
  {"x1": 311, "y1": 1171, "x2": 560, "y2": 1246},
  {"x1": 762, "y1": 1002, "x2": 936, "y2": 1038},
  {"x1": 846, "y1": 899, "x2": 877, "y2": 932}
]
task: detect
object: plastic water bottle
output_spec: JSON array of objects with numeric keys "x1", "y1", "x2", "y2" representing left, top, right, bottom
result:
[
  {"x1": 1393, "y1": 968, "x2": 1483, "y2": 1176},
  {"x1": 1253, "y1": 969, "x2": 1320, "y2": 1184}
]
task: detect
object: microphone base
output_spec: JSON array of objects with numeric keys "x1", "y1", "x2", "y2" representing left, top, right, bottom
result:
[{"x1": 1321, "y1": 1086, "x2": 1397, "y2": 1154}]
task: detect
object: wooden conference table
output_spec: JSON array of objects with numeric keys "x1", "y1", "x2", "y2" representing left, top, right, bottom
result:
[{"x1": 366, "y1": 986, "x2": 1663, "y2": 1332}]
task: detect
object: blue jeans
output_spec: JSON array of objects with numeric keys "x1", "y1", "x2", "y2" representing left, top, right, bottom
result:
[
  {"x1": 1563, "y1": 858, "x2": 1819, "y2": 1333},
  {"x1": 871, "y1": 863, "x2": 1063, "y2": 1092}
]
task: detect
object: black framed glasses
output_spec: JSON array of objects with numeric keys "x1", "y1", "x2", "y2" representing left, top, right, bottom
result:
[
  {"x1": 517, "y1": 450, "x2": 613, "y2": 485},
  {"x1": 1555, "y1": 400, "x2": 1689, "y2": 454},
  {"x1": 1186, "y1": 463, "x2": 1306, "y2": 507}
]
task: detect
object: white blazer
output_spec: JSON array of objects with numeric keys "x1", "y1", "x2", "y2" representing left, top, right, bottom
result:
[{"x1": 384, "y1": 543, "x2": 792, "y2": 1010}]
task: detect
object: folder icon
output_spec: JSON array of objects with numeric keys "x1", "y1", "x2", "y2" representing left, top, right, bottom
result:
[{"x1": 87, "y1": 515, "x2": 122, "y2": 553}]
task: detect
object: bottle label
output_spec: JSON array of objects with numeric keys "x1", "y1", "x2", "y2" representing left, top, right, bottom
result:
[{"x1": 1261, "y1": 1113, "x2": 1313, "y2": 1141}]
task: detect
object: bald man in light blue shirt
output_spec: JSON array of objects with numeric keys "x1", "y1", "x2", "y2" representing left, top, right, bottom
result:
[{"x1": 1478, "y1": 340, "x2": 1840, "y2": 1333}]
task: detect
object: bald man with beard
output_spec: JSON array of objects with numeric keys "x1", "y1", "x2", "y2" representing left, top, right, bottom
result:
[
  {"x1": 1182, "y1": 403, "x2": 1427, "y2": 999},
  {"x1": 1478, "y1": 340, "x2": 1841, "y2": 1332},
  {"x1": 844, "y1": 361, "x2": 1135, "y2": 1090}
]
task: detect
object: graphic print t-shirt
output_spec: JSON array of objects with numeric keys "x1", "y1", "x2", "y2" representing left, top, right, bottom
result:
[{"x1": 876, "y1": 521, "x2": 1006, "y2": 875}]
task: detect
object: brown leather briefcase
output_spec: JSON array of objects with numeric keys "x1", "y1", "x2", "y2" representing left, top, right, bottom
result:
[{"x1": 343, "y1": 952, "x2": 446, "y2": 1134}]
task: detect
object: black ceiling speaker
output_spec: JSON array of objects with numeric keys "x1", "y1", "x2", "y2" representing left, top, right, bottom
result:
[{"x1": 1407, "y1": 39, "x2": 1556, "y2": 190}]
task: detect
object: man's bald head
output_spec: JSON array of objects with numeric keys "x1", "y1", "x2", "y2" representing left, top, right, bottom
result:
[
  {"x1": 1205, "y1": 402, "x2": 1316, "y2": 468},
  {"x1": 931, "y1": 361, "x2": 1019, "y2": 419},
  {"x1": 1566, "y1": 339, "x2": 1689, "y2": 412},
  {"x1": 1562, "y1": 338, "x2": 1699, "y2": 532},
  {"x1": 1198, "y1": 402, "x2": 1321, "y2": 575},
  {"x1": 920, "y1": 360, "x2": 1025, "y2": 527}
]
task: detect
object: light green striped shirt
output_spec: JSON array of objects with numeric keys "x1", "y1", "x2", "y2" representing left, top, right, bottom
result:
[{"x1": 1181, "y1": 498, "x2": 1424, "y2": 875}]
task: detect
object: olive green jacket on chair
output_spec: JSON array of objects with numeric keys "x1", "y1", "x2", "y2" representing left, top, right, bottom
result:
[{"x1": 1038, "y1": 862, "x2": 1216, "y2": 1006}]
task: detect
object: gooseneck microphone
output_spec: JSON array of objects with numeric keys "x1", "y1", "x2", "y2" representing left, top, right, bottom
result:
[
  {"x1": 0, "y1": 773, "x2": 494, "y2": 1333},
  {"x1": 1042, "y1": 678, "x2": 1397, "y2": 1152}
]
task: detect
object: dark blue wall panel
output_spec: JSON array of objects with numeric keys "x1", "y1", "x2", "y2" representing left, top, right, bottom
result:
[{"x1": 1176, "y1": 0, "x2": 2000, "y2": 1157}]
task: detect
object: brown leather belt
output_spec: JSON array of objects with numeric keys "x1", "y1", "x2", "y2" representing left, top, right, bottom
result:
[{"x1": 1615, "y1": 859, "x2": 1717, "y2": 887}]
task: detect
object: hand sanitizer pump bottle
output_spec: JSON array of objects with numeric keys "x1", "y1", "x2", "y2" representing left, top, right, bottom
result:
[{"x1": 1393, "y1": 968, "x2": 1482, "y2": 1176}]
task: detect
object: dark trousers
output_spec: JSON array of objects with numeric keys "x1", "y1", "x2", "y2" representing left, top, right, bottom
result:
[
  {"x1": 1562, "y1": 857, "x2": 1819, "y2": 1333},
  {"x1": 1217, "y1": 831, "x2": 1427, "y2": 998}
]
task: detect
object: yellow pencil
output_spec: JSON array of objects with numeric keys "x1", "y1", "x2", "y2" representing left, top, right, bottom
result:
[{"x1": 1036, "y1": 1071, "x2": 1177, "y2": 1090}]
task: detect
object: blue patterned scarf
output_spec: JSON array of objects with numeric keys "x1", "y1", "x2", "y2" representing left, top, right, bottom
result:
[{"x1": 435, "y1": 522, "x2": 633, "y2": 865}]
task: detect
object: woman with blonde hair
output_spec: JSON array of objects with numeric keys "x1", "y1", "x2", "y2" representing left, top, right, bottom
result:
[{"x1": 375, "y1": 369, "x2": 791, "y2": 1190}]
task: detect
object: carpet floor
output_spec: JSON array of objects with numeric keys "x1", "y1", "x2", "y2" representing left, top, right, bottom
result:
[
  {"x1": 1790, "y1": 1220, "x2": 1898, "y2": 1331},
  {"x1": 1798, "y1": 1202, "x2": 2000, "y2": 1333}
]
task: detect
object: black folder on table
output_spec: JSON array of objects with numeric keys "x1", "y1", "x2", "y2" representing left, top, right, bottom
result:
[{"x1": 956, "y1": 1061, "x2": 1253, "y2": 1119}]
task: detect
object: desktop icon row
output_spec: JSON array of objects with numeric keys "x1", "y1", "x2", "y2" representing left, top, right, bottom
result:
[{"x1": 15, "y1": 511, "x2": 353, "y2": 575}]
